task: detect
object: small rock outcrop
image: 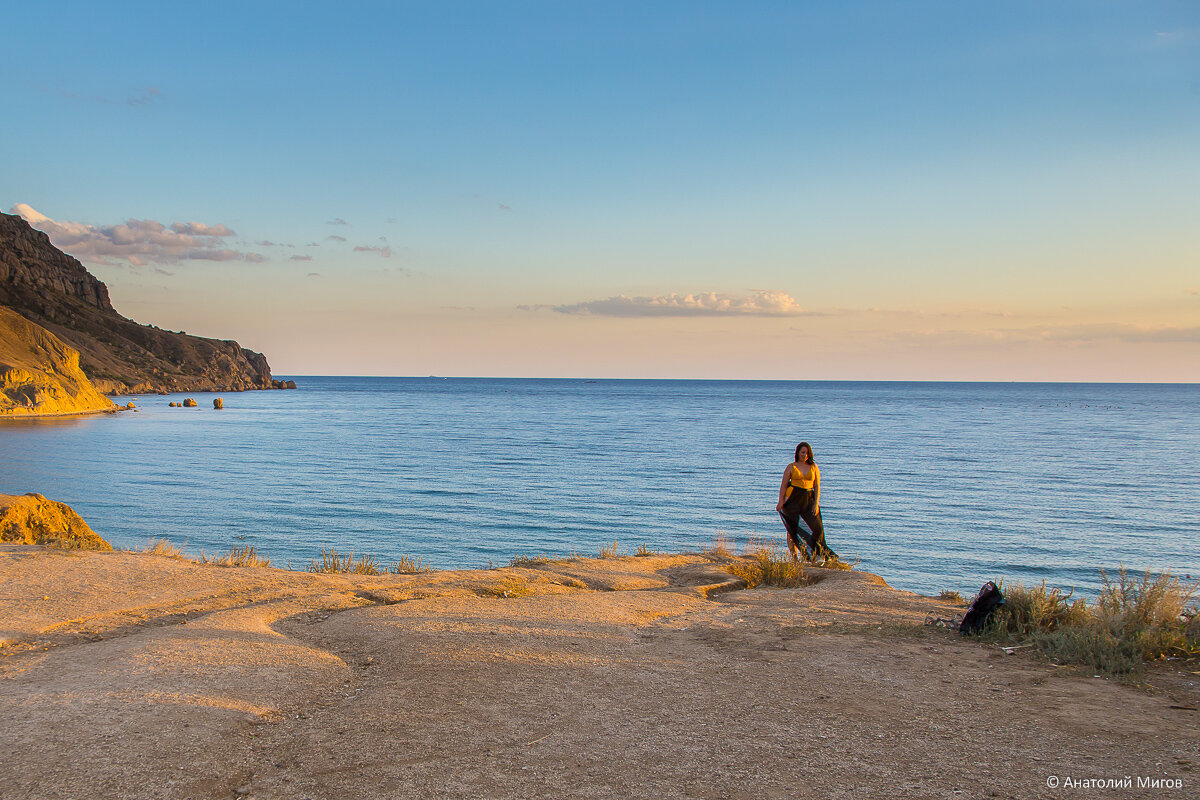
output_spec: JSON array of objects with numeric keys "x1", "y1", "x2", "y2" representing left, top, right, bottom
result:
[
  {"x1": 0, "y1": 307, "x2": 116, "y2": 416},
  {"x1": 0, "y1": 493, "x2": 112, "y2": 549},
  {"x1": 213, "y1": 398, "x2": 223, "y2": 409},
  {"x1": 1, "y1": 211, "x2": 277, "y2": 395},
  {"x1": 182, "y1": 398, "x2": 198, "y2": 407}
]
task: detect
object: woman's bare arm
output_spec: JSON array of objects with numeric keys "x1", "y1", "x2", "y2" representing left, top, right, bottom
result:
[{"x1": 776, "y1": 465, "x2": 792, "y2": 511}]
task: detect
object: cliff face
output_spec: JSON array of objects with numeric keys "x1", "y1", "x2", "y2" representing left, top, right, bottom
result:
[
  {"x1": 0, "y1": 307, "x2": 117, "y2": 416},
  {"x1": 0, "y1": 212, "x2": 275, "y2": 394}
]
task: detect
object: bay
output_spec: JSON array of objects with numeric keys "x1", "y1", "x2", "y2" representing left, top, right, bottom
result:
[{"x1": 2, "y1": 378, "x2": 1196, "y2": 598}]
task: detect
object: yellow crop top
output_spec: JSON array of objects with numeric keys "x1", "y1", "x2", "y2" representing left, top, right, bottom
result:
[{"x1": 788, "y1": 462, "x2": 819, "y2": 491}]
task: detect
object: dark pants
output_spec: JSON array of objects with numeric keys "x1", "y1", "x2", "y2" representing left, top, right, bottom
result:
[{"x1": 779, "y1": 488, "x2": 831, "y2": 559}]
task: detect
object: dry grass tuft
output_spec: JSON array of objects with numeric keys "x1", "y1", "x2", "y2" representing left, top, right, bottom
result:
[
  {"x1": 992, "y1": 580, "x2": 1089, "y2": 637},
  {"x1": 388, "y1": 554, "x2": 431, "y2": 574},
  {"x1": 597, "y1": 540, "x2": 622, "y2": 559},
  {"x1": 635, "y1": 543, "x2": 659, "y2": 557},
  {"x1": 938, "y1": 590, "x2": 965, "y2": 604},
  {"x1": 308, "y1": 547, "x2": 379, "y2": 575},
  {"x1": 142, "y1": 538, "x2": 185, "y2": 559},
  {"x1": 819, "y1": 554, "x2": 858, "y2": 571},
  {"x1": 706, "y1": 531, "x2": 734, "y2": 558},
  {"x1": 725, "y1": 543, "x2": 813, "y2": 589},
  {"x1": 985, "y1": 567, "x2": 1200, "y2": 676},
  {"x1": 203, "y1": 544, "x2": 270, "y2": 568}
]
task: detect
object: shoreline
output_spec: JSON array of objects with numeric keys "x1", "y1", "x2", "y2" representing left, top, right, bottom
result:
[{"x1": 2, "y1": 543, "x2": 1195, "y2": 799}]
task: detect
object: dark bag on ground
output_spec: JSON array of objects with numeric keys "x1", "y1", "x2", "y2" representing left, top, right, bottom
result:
[{"x1": 959, "y1": 581, "x2": 1005, "y2": 636}]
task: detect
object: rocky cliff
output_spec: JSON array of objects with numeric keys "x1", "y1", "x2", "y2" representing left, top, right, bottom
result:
[
  {"x1": 0, "y1": 307, "x2": 117, "y2": 416},
  {"x1": 0, "y1": 212, "x2": 276, "y2": 394}
]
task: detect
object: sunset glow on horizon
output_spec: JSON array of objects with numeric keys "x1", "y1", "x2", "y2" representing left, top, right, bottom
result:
[{"x1": 4, "y1": 2, "x2": 1197, "y2": 381}]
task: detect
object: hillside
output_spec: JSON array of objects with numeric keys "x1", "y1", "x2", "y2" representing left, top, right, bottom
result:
[{"x1": 0, "y1": 211, "x2": 278, "y2": 394}]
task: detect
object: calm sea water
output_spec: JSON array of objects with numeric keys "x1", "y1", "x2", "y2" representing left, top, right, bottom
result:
[{"x1": 2, "y1": 378, "x2": 1196, "y2": 598}]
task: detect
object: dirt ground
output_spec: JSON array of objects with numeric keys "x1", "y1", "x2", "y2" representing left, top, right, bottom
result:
[{"x1": 1, "y1": 545, "x2": 1196, "y2": 799}]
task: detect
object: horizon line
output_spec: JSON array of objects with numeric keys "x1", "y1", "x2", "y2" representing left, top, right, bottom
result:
[{"x1": 266, "y1": 374, "x2": 1199, "y2": 386}]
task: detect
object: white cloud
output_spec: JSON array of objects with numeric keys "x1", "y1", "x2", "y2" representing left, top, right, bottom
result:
[
  {"x1": 170, "y1": 222, "x2": 235, "y2": 237},
  {"x1": 290, "y1": 255, "x2": 313, "y2": 262},
  {"x1": 553, "y1": 290, "x2": 813, "y2": 317},
  {"x1": 353, "y1": 245, "x2": 392, "y2": 258},
  {"x1": 10, "y1": 203, "x2": 262, "y2": 266}
]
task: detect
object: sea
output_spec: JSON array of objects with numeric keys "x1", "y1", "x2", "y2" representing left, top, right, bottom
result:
[{"x1": 2, "y1": 378, "x2": 1196, "y2": 599}]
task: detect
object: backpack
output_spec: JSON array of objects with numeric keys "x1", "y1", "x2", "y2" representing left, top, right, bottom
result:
[{"x1": 959, "y1": 581, "x2": 1005, "y2": 635}]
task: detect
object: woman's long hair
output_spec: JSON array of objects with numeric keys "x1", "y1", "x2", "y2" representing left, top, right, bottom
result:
[{"x1": 795, "y1": 441, "x2": 815, "y2": 464}]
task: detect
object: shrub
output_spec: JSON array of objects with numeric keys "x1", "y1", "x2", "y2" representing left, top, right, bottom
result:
[
  {"x1": 992, "y1": 580, "x2": 1089, "y2": 637},
  {"x1": 726, "y1": 545, "x2": 811, "y2": 589},
  {"x1": 984, "y1": 568, "x2": 1199, "y2": 675}
]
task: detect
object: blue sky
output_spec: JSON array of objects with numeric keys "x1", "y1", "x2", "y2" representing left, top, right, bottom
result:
[{"x1": 3, "y1": 2, "x2": 1198, "y2": 379}]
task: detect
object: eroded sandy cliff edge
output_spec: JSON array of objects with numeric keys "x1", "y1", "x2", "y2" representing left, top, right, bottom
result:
[
  {"x1": 0, "y1": 492, "x2": 112, "y2": 548},
  {"x1": 0, "y1": 307, "x2": 117, "y2": 416}
]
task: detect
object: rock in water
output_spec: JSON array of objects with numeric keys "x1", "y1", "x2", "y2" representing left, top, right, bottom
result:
[
  {"x1": 0, "y1": 493, "x2": 112, "y2": 549},
  {"x1": 182, "y1": 398, "x2": 197, "y2": 407},
  {"x1": 213, "y1": 398, "x2": 223, "y2": 409},
  {"x1": 0, "y1": 307, "x2": 116, "y2": 416}
]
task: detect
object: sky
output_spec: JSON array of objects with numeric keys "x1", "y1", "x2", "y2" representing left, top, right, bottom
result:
[{"x1": 2, "y1": 1, "x2": 1197, "y2": 381}]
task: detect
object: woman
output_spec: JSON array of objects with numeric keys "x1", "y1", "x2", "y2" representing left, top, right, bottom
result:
[{"x1": 775, "y1": 441, "x2": 833, "y2": 565}]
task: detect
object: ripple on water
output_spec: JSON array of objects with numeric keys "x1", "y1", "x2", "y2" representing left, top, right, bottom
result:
[{"x1": 1, "y1": 378, "x2": 1196, "y2": 598}]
